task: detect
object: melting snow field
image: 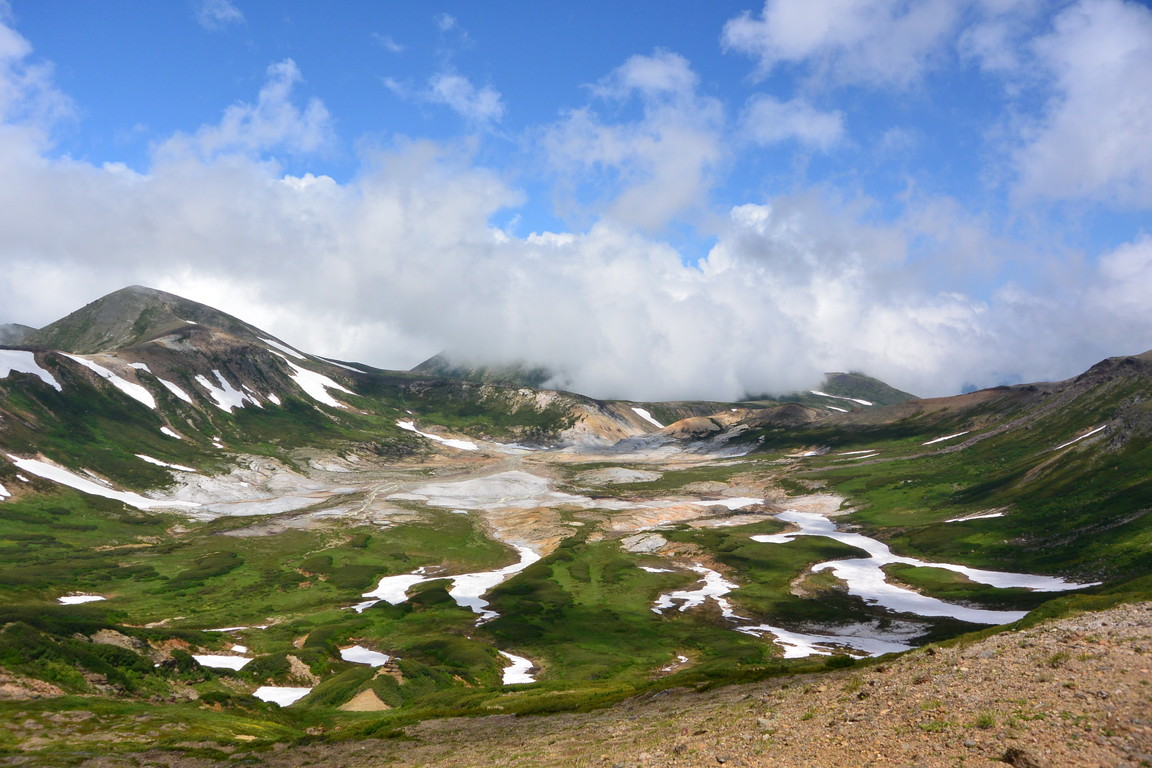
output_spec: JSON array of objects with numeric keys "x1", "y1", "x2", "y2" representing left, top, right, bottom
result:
[
  {"x1": 498, "y1": 651, "x2": 536, "y2": 684},
  {"x1": 58, "y1": 595, "x2": 106, "y2": 605},
  {"x1": 652, "y1": 565, "x2": 744, "y2": 621},
  {"x1": 0, "y1": 350, "x2": 62, "y2": 390},
  {"x1": 946, "y1": 511, "x2": 1005, "y2": 523},
  {"x1": 396, "y1": 421, "x2": 478, "y2": 451},
  {"x1": 195, "y1": 371, "x2": 254, "y2": 412},
  {"x1": 923, "y1": 431, "x2": 970, "y2": 446},
  {"x1": 252, "y1": 687, "x2": 312, "y2": 706},
  {"x1": 751, "y1": 510, "x2": 1097, "y2": 625},
  {"x1": 192, "y1": 654, "x2": 251, "y2": 670},
  {"x1": 631, "y1": 407, "x2": 665, "y2": 429},
  {"x1": 64, "y1": 354, "x2": 156, "y2": 409},
  {"x1": 7, "y1": 454, "x2": 199, "y2": 511},
  {"x1": 647, "y1": 564, "x2": 914, "y2": 657},
  {"x1": 810, "y1": 390, "x2": 873, "y2": 406},
  {"x1": 136, "y1": 454, "x2": 197, "y2": 472},
  {"x1": 1054, "y1": 425, "x2": 1107, "y2": 451},
  {"x1": 278, "y1": 356, "x2": 354, "y2": 408},
  {"x1": 355, "y1": 545, "x2": 542, "y2": 621},
  {"x1": 736, "y1": 623, "x2": 917, "y2": 658},
  {"x1": 339, "y1": 645, "x2": 390, "y2": 667}
]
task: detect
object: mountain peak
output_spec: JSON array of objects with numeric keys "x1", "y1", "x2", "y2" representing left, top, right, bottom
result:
[{"x1": 22, "y1": 285, "x2": 260, "y2": 354}]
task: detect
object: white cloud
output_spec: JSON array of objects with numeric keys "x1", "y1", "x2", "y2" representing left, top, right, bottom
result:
[
  {"x1": 194, "y1": 0, "x2": 244, "y2": 31},
  {"x1": 741, "y1": 94, "x2": 845, "y2": 150},
  {"x1": 425, "y1": 72, "x2": 505, "y2": 125},
  {"x1": 0, "y1": 18, "x2": 72, "y2": 134},
  {"x1": 372, "y1": 33, "x2": 405, "y2": 54},
  {"x1": 1014, "y1": 0, "x2": 1152, "y2": 206},
  {"x1": 0, "y1": 16, "x2": 1148, "y2": 405},
  {"x1": 156, "y1": 59, "x2": 332, "y2": 161},
  {"x1": 722, "y1": 0, "x2": 961, "y2": 87},
  {"x1": 543, "y1": 51, "x2": 724, "y2": 231}
]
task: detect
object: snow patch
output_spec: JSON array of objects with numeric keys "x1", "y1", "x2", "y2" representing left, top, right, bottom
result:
[
  {"x1": 498, "y1": 651, "x2": 536, "y2": 684},
  {"x1": 340, "y1": 645, "x2": 390, "y2": 667},
  {"x1": 1053, "y1": 425, "x2": 1107, "y2": 451},
  {"x1": 7, "y1": 454, "x2": 199, "y2": 510},
  {"x1": 0, "y1": 350, "x2": 62, "y2": 390},
  {"x1": 157, "y1": 378, "x2": 194, "y2": 404},
  {"x1": 751, "y1": 509, "x2": 1096, "y2": 625},
  {"x1": 0, "y1": 481, "x2": 8, "y2": 499},
  {"x1": 259, "y1": 337, "x2": 305, "y2": 359},
  {"x1": 945, "y1": 511, "x2": 1005, "y2": 523},
  {"x1": 58, "y1": 595, "x2": 106, "y2": 605},
  {"x1": 396, "y1": 420, "x2": 478, "y2": 451},
  {"x1": 160, "y1": 427, "x2": 183, "y2": 439},
  {"x1": 923, "y1": 432, "x2": 970, "y2": 446},
  {"x1": 277, "y1": 355, "x2": 354, "y2": 408},
  {"x1": 631, "y1": 407, "x2": 665, "y2": 429},
  {"x1": 810, "y1": 390, "x2": 873, "y2": 406},
  {"x1": 194, "y1": 371, "x2": 253, "y2": 412},
  {"x1": 252, "y1": 687, "x2": 311, "y2": 706},
  {"x1": 64, "y1": 354, "x2": 156, "y2": 409},
  {"x1": 136, "y1": 454, "x2": 197, "y2": 472},
  {"x1": 192, "y1": 655, "x2": 251, "y2": 670}
]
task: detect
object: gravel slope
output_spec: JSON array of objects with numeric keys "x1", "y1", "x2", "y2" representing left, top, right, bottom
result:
[{"x1": 61, "y1": 601, "x2": 1152, "y2": 768}]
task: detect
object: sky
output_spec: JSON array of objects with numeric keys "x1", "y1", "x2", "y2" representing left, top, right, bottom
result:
[{"x1": 0, "y1": 0, "x2": 1150, "y2": 401}]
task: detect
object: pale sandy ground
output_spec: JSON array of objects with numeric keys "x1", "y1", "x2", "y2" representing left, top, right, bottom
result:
[{"x1": 53, "y1": 601, "x2": 1152, "y2": 768}]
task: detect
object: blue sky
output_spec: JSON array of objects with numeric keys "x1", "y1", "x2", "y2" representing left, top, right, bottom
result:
[{"x1": 0, "y1": 0, "x2": 1150, "y2": 400}]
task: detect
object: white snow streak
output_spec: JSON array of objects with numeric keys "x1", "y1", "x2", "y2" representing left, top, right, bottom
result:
[
  {"x1": 810, "y1": 390, "x2": 873, "y2": 406},
  {"x1": 0, "y1": 350, "x2": 62, "y2": 390},
  {"x1": 252, "y1": 687, "x2": 311, "y2": 706},
  {"x1": 259, "y1": 337, "x2": 306, "y2": 359},
  {"x1": 136, "y1": 454, "x2": 197, "y2": 472},
  {"x1": 7, "y1": 454, "x2": 199, "y2": 510},
  {"x1": 396, "y1": 420, "x2": 478, "y2": 451},
  {"x1": 498, "y1": 651, "x2": 536, "y2": 684},
  {"x1": 63, "y1": 354, "x2": 156, "y2": 409},
  {"x1": 631, "y1": 407, "x2": 665, "y2": 429},
  {"x1": 922, "y1": 432, "x2": 970, "y2": 446},
  {"x1": 1053, "y1": 425, "x2": 1107, "y2": 451}
]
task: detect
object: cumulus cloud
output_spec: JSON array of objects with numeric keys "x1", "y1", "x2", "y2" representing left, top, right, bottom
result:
[
  {"x1": 0, "y1": 15, "x2": 1148, "y2": 404},
  {"x1": 741, "y1": 94, "x2": 845, "y2": 149},
  {"x1": 425, "y1": 72, "x2": 505, "y2": 125},
  {"x1": 155, "y1": 59, "x2": 332, "y2": 161},
  {"x1": 722, "y1": 0, "x2": 961, "y2": 87},
  {"x1": 1014, "y1": 0, "x2": 1152, "y2": 206},
  {"x1": 194, "y1": 0, "x2": 244, "y2": 31},
  {"x1": 543, "y1": 50, "x2": 725, "y2": 231}
]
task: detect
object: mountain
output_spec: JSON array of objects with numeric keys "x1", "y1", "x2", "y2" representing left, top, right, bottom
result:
[
  {"x1": 745, "y1": 371, "x2": 919, "y2": 413},
  {"x1": 0, "y1": 322, "x2": 35, "y2": 345},
  {"x1": 411, "y1": 351, "x2": 558, "y2": 389},
  {"x1": 21, "y1": 285, "x2": 271, "y2": 354},
  {"x1": 0, "y1": 285, "x2": 1148, "y2": 762}
]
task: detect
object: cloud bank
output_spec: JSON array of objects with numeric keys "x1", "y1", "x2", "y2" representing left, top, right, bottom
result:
[{"x1": 0, "y1": 5, "x2": 1150, "y2": 403}]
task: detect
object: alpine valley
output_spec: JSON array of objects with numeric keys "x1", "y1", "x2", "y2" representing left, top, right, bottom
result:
[{"x1": 1, "y1": 286, "x2": 1150, "y2": 767}]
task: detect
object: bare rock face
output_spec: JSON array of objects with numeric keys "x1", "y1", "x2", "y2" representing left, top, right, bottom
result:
[
  {"x1": 620, "y1": 532, "x2": 668, "y2": 553},
  {"x1": 661, "y1": 417, "x2": 722, "y2": 438},
  {"x1": 576, "y1": 467, "x2": 662, "y2": 485}
]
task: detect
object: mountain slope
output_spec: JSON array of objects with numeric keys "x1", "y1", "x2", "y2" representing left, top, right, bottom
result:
[{"x1": 0, "y1": 323, "x2": 34, "y2": 345}]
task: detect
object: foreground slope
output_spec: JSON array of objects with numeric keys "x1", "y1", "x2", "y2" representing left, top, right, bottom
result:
[{"x1": 44, "y1": 601, "x2": 1147, "y2": 768}]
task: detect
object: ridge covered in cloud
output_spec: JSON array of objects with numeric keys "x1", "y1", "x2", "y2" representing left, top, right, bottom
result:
[{"x1": 0, "y1": 4, "x2": 1149, "y2": 402}]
